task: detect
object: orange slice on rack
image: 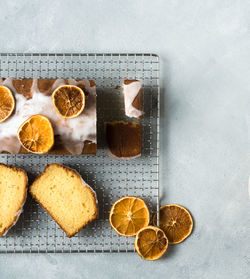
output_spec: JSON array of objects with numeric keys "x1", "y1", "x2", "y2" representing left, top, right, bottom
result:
[
  {"x1": 0, "y1": 85, "x2": 15, "y2": 123},
  {"x1": 17, "y1": 115, "x2": 54, "y2": 154},
  {"x1": 109, "y1": 196, "x2": 150, "y2": 236},
  {"x1": 52, "y1": 85, "x2": 85, "y2": 118},
  {"x1": 135, "y1": 226, "x2": 168, "y2": 261},
  {"x1": 153, "y1": 204, "x2": 193, "y2": 244}
]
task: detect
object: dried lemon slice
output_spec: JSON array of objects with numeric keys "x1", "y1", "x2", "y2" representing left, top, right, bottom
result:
[
  {"x1": 17, "y1": 115, "x2": 54, "y2": 154},
  {"x1": 109, "y1": 196, "x2": 150, "y2": 236},
  {"x1": 52, "y1": 85, "x2": 85, "y2": 118},
  {"x1": 135, "y1": 226, "x2": 168, "y2": 261},
  {"x1": 0, "y1": 85, "x2": 15, "y2": 123},
  {"x1": 153, "y1": 204, "x2": 193, "y2": 244}
]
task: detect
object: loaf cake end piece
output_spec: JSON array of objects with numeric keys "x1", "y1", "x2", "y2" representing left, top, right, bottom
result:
[
  {"x1": 123, "y1": 79, "x2": 143, "y2": 119},
  {"x1": 106, "y1": 121, "x2": 142, "y2": 159}
]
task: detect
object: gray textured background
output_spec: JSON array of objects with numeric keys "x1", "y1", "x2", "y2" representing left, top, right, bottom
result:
[{"x1": 0, "y1": 0, "x2": 250, "y2": 278}]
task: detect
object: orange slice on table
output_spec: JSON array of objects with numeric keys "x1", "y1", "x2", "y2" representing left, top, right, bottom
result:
[
  {"x1": 109, "y1": 196, "x2": 150, "y2": 236},
  {"x1": 135, "y1": 226, "x2": 168, "y2": 261},
  {"x1": 17, "y1": 115, "x2": 54, "y2": 154},
  {"x1": 0, "y1": 85, "x2": 15, "y2": 123},
  {"x1": 153, "y1": 204, "x2": 193, "y2": 244},
  {"x1": 52, "y1": 85, "x2": 85, "y2": 118}
]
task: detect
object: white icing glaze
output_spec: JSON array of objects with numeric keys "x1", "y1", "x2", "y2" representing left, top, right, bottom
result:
[
  {"x1": 123, "y1": 80, "x2": 143, "y2": 118},
  {"x1": 0, "y1": 79, "x2": 96, "y2": 155},
  {"x1": 80, "y1": 174, "x2": 98, "y2": 207}
]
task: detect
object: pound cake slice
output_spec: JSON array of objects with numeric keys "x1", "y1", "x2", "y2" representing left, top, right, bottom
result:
[
  {"x1": 0, "y1": 164, "x2": 28, "y2": 236},
  {"x1": 123, "y1": 79, "x2": 143, "y2": 119},
  {"x1": 30, "y1": 164, "x2": 98, "y2": 237}
]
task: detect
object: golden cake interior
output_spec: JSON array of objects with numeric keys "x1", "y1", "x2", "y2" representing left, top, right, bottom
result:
[
  {"x1": 30, "y1": 164, "x2": 98, "y2": 237},
  {"x1": 0, "y1": 164, "x2": 27, "y2": 236}
]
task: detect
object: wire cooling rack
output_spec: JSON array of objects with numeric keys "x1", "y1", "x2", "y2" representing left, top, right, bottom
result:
[{"x1": 0, "y1": 53, "x2": 160, "y2": 253}]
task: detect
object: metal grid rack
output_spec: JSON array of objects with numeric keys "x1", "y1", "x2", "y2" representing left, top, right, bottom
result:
[{"x1": 0, "y1": 53, "x2": 160, "y2": 253}]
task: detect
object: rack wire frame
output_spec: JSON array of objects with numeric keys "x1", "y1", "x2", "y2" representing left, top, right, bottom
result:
[{"x1": 0, "y1": 53, "x2": 160, "y2": 253}]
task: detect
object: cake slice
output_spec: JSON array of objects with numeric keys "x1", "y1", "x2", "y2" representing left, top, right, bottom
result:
[
  {"x1": 0, "y1": 164, "x2": 28, "y2": 236},
  {"x1": 123, "y1": 79, "x2": 143, "y2": 119},
  {"x1": 30, "y1": 164, "x2": 98, "y2": 237},
  {"x1": 106, "y1": 121, "x2": 142, "y2": 159}
]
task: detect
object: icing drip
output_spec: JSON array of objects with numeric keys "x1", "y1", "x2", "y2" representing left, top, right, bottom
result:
[
  {"x1": 0, "y1": 79, "x2": 96, "y2": 155},
  {"x1": 123, "y1": 80, "x2": 143, "y2": 118},
  {"x1": 67, "y1": 165, "x2": 98, "y2": 207}
]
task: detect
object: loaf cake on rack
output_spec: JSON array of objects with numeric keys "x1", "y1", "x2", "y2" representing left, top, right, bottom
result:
[
  {"x1": 30, "y1": 163, "x2": 98, "y2": 238},
  {"x1": 0, "y1": 164, "x2": 28, "y2": 236},
  {"x1": 0, "y1": 78, "x2": 97, "y2": 155}
]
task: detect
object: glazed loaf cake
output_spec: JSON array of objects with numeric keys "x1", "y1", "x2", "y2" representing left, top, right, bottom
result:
[{"x1": 0, "y1": 78, "x2": 97, "y2": 155}]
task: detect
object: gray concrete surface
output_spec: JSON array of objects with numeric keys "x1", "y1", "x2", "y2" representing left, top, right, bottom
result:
[{"x1": 0, "y1": 0, "x2": 249, "y2": 278}]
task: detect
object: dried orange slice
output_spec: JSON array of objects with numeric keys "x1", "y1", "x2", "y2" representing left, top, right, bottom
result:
[
  {"x1": 0, "y1": 85, "x2": 15, "y2": 123},
  {"x1": 153, "y1": 204, "x2": 193, "y2": 244},
  {"x1": 135, "y1": 226, "x2": 168, "y2": 261},
  {"x1": 17, "y1": 115, "x2": 54, "y2": 154},
  {"x1": 52, "y1": 85, "x2": 85, "y2": 118},
  {"x1": 109, "y1": 196, "x2": 150, "y2": 236}
]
